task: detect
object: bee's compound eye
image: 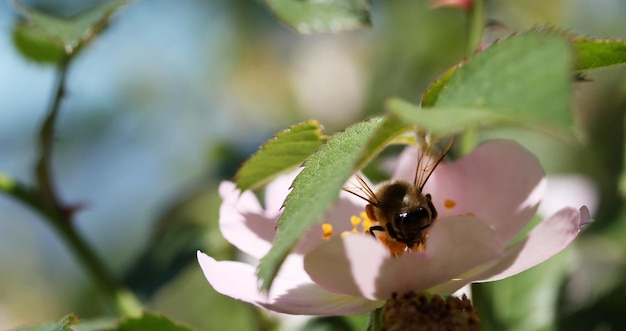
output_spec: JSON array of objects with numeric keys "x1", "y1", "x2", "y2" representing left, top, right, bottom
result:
[{"x1": 395, "y1": 207, "x2": 431, "y2": 227}]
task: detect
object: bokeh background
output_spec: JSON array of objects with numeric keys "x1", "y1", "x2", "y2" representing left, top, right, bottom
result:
[{"x1": 1, "y1": 0, "x2": 625, "y2": 330}]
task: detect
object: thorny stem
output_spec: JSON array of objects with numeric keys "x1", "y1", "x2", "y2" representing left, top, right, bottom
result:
[
  {"x1": 3, "y1": 55, "x2": 143, "y2": 317},
  {"x1": 36, "y1": 56, "x2": 69, "y2": 218}
]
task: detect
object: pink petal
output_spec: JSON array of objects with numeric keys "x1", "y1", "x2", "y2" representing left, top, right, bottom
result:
[
  {"x1": 430, "y1": 0, "x2": 473, "y2": 10},
  {"x1": 264, "y1": 170, "x2": 301, "y2": 217},
  {"x1": 219, "y1": 181, "x2": 277, "y2": 259},
  {"x1": 293, "y1": 191, "x2": 367, "y2": 255},
  {"x1": 427, "y1": 239, "x2": 527, "y2": 294},
  {"x1": 197, "y1": 251, "x2": 381, "y2": 315},
  {"x1": 304, "y1": 216, "x2": 502, "y2": 300},
  {"x1": 477, "y1": 206, "x2": 589, "y2": 282},
  {"x1": 422, "y1": 140, "x2": 546, "y2": 244},
  {"x1": 539, "y1": 175, "x2": 598, "y2": 218}
]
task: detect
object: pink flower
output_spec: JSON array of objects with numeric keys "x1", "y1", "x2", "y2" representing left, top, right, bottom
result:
[
  {"x1": 197, "y1": 140, "x2": 589, "y2": 315},
  {"x1": 430, "y1": 0, "x2": 473, "y2": 11}
]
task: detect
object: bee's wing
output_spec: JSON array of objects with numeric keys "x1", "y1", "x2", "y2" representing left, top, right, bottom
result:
[
  {"x1": 343, "y1": 173, "x2": 379, "y2": 206},
  {"x1": 414, "y1": 136, "x2": 455, "y2": 191}
]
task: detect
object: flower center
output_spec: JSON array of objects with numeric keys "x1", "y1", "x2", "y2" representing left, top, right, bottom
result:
[{"x1": 380, "y1": 292, "x2": 481, "y2": 330}]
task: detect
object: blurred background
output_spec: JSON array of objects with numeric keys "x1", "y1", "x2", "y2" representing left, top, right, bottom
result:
[{"x1": 0, "y1": 0, "x2": 625, "y2": 330}]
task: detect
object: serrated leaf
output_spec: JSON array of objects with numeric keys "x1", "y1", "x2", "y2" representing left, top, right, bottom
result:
[
  {"x1": 13, "y1": 313, "x2": 80, "y2": 331},
  {"x1": 13, "y1": 0, "x2": 128, "y2": 60},
  {"x1": 420, "y1": 63, "x2": 463, "y2": 108},
  {"x1": 390, "y1": 98, "x2": 535, "y2": 136},
  {"x1": 356, "y1": 114, "x2": 413, "y2": 168},
  {"x1": 420, "y1": 33, "x2": 626, "y2": 110},
  {"x1": 388, "y1": 98, "x2": 574, "y2": 140},
  {"x1": 115, "y1": 313, "x2": 192, "y2": 331},
  {"x1": 236, "y1": 120, "x2": 328, "y2": 191},
  {"x1": 434, "y1": 31, "x2": 573, "y2": 131},
  {"x1": 262, "y1": 0, "x2": 371, "y2": 34},
  {"x1": 258, "y1": 117, "x2": 383, "y2": 290},
  {"x1": 573, "y1": 36, "x2": 626, "y2": 71}
]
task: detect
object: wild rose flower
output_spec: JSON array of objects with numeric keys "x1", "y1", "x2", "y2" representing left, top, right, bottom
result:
[
  {"x1": 430, "y1": 0, "x2": 473, "y2": 11},
  {"x1": 197, "y1": 140, "x2": 589, "y2": 315}
]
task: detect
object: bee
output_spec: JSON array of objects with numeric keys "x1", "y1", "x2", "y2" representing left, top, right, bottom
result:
[{"x1": 345, "y1": 136, "x2": 454, "y2": 253}]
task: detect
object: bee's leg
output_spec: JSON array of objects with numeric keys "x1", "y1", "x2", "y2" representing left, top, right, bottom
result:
[
  {"x1": 368, "y1": 225, "x2": 384, "y2": 239},
  {"x1": 385, "y1": 223, "x2": 399, "y2": 240}
]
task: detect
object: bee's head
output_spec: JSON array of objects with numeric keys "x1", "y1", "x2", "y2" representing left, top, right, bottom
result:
[{"x1": 393, "y1": 206, "x2": 433, "y2": 246}]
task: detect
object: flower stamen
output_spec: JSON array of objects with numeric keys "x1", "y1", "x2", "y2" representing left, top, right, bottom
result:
[
  {"x1": 322, "y1": 223, "x2": 333, "y2": 240},
  {"x1": 444, "y1": 199, "x2": 456, "y2": 209},
  {"x1": 360, "y1": 212, "x2": 373, "y2": 233}
]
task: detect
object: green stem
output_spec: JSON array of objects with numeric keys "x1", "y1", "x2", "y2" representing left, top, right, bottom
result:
[
  {"x1": 31, "y1": 55, "x2": 142, "y2": 317},
  {"x1": 460, "y1": 125, "x2": 478, "y2": 155},
  {"x1": 465, "y1": 0, "x2": 485, "y2": 56},
  {"x1": 367, "y1": 308, "x2": 383, "y2": 331},
  {"x1": 52, "y1": 215, "x2": 143, "y2": 317},
  {"x1": 36, "y1": 56, "x2": 69, "y2": 218}
]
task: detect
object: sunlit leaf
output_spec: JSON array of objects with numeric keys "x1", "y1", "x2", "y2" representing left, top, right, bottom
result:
[
  {"x1": 574, "y1": 36, "x2": 626, "y2": 71},
  {"x1": 262, "y1": 0, "x2": 371, "y2": 34},
  {"x1": 421, "y1": 34, "x2": 626, "y2": 107},
  {"x1": 12, "y1": 0, "x2": 128, "y2": 63},
  {"x1": 356, "y1": 114, "x2": 413, "y2": 168},
  {"x1": 13, "y1": 313, "x2": 79, "y2": 331},
  {"x1": 12, "y1": 21, "x2": 65, "y2": 64},
  {"x1": 389, "y1": 98, "x2": 542, "y2": 137},
  {"x1": 420, "y1": 63, "x2": 463, "y2": 108},
  {"x1": 391, "y1": 31, "x2": 575, "y2": 138},
  {"x1": 258, "y1": 117, "x2": 383, "y2": 290},
  {"x1": 236, "y1": 120, "x2": 328, "y2": 191},
  {"x1": 72, "y1": 318, "x2": 118, "y2": 331},
  {"x1": 436, "y1": 31, "x2": 573, "y2": 128}
]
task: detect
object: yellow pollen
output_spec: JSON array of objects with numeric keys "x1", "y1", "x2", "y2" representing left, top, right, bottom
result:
[
  {"x1": 380, "y1": 236, "x2": 408, "y2": 256},
  {"x1": 360, "y1": 211, "x2": 373, "y2": 233},
  {"x1": 466, "y1": 212, "x2": 476, "y2": 217},
  {"x1": 444, "y1": 199, "x2": 456, "y2": 209},
  {"x1": 322, "y1": 223, "x2": 333, "y2": 240},
  {"x1": 350, "y1": 215, "x2": 361, "y2": 232}
]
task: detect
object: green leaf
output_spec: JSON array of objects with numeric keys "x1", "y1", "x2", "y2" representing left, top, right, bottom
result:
[
  {"x1": 72, "y1": 318, "x2": 118, "y2": 331},
  {"x1": 262, "y1": 0, "x2": 371, "y2": 34},
  {"x1": 12, "y1": 0, "x2": 128, "y2": 62},
  {"x1": 13, "y1": 313, "x2": 79, "y2": 331},
  {"x1": 435, "y1": 31, "x2": 574, "y2": 131},
  {"x1": 258, "y1": 117, "x2": 383, "y2": 290},
  {"x1": 420, "y1": 63, "x2": 463, "y2": 108},
  {"x1": 357, "y1": 114, "x2": 413, "y2": 167},
  {"x1": 115, "y1": 313, "x2": 192, "y2": 331},
  {"x1": 236, "y1": 120, "x2": 328, "y2": 191},
  {"x1": 388, "y1": 98, "x2": 554, "y2": 138},
  {"x1": 573, "y1": 36, "x2": 626, "y2": 71},
  {"x1": 420, "y1": 33, "x2": 626, "y2": 112},
  {"x1": 12, "y1": 21, "x2": 66, "y2": 64}
]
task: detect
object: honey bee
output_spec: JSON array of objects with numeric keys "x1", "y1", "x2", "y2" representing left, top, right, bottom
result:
[{"x1": 345, "y1": 136, "x2": 454, "y2": 252}]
